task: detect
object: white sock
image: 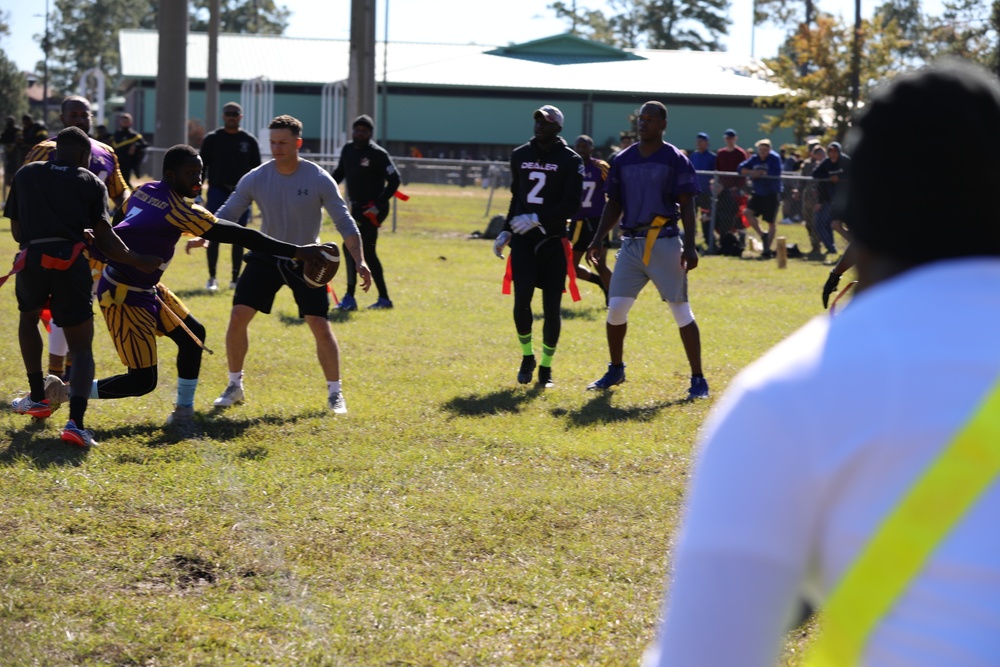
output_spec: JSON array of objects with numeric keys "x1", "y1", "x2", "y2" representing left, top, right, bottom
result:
[
  {"x1": 229, "y1": 371, "x2": 243, "y2": 388},
  {"x1": 327, "y1": 380, "x2": 341, "y2": 395}
]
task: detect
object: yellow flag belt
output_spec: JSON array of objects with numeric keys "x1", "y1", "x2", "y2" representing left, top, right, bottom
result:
[{"x1": 805, "y1": 376, "x2": 1000, "y2": 666}]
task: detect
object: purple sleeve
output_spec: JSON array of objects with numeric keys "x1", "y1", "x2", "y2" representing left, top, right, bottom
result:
[{"x1": 674, "y1": 153, "x2": 699, "y2": 194}]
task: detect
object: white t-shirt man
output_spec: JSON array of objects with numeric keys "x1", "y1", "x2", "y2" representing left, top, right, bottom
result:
[{"x1": 646, "y1": 258, "x2": 1000, "y2": 667}]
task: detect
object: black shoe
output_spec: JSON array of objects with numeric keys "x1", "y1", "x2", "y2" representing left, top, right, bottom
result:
[
  {"x1": 517, "y1": 355, "x2": 536, "y2": 384},
  {"x1": 537, "y1": 365, "x2": 554, "y2": 388}
]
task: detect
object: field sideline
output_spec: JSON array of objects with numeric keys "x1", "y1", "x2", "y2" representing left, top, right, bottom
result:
[{"x1": 0, "y1": 183, "x2": 829, "y2": 665}]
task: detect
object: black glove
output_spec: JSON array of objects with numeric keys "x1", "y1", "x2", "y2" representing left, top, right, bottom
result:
[{"x1": 822, "y1": 271, "x2": 841, "y2": 309}]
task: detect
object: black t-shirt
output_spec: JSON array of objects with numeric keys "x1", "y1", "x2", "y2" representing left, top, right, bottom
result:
[
  {"x1": 200, "y1": 128, "x2": 262, "y2": 190},
  {"x1": 3, "y1": 160, "x2": 109, "y2": 247},
  {"x1": 332, "y1": 140, "x2": 400, "y2": 206},
  {"x1": 506, "y1": 136, "x2": 584, "y2": 237}
]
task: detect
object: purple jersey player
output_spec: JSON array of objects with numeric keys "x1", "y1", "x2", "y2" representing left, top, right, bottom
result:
[{"x1": 584, "y1": 101, "x2": 708, "y2": 400}]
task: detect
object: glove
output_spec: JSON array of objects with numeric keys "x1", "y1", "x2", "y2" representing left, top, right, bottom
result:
[
  {"x1": 822, "y1": 271, "x2": 841, "y2": 309},
  {"x1": 493, "y1": 231, "x2": 512, "y2": 259},
  {"x1": 510, "y1": 213, "x2": 541, "y2": 235}
]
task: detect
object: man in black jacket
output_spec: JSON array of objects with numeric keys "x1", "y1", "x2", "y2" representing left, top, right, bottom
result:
[
  {"x1": 493, "y1": 105, "x2": 584, "y2": 388},
  {"x1": 332, "y1": 114, "x2": 400, "y2": 310},
  {"x1": 198, "y1": 102, "x2": 262, "y2": 291}
]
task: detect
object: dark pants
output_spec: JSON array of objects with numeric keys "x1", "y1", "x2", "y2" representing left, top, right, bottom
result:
[
  {"x1": 206, "y1": 184, "x2": 250, "y2": 282},
  {"x1": 345, "y1": 202, "x2": 389, "y2": 299},
  {"x1": 510, "y1": 236, "x2": 566, "y2": 348}
]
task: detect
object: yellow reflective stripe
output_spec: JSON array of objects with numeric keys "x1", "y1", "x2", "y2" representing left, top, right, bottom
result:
[
  {"x1": 642, "y1": 216, "x2": 670, "y2": 265},
  {"x1": 570, "y1": 219, "x2": 583, "y2": 246},
  {"x1": 805, "y1": 378, "x2": 1000, "y2": 666}
]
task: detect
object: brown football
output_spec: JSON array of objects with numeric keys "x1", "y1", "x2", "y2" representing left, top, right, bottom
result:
[{"x1": 303, "y1": 242, "x2": 340, "y2": 288}]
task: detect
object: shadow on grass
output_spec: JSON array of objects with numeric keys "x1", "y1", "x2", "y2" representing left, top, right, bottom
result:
[
  {"x1": 277, "y1": 312, "x2": 308, "y2": 327},
  {"x1": 327, "y1": 309, "x2": 353, "y2": 324},
  {"x1": 0, "y1": 423, "x2": 88, "y2": 468},
  {"x1": 442, "y1": 386, "x2": 543, "y2": 417},
  {"x1": 171, "y1": 287, "x2": 224, "y2": 300},
  {"x1": 553, "y1": 391, "x2": 688, "y2": 427},
  {"x1": 532, "y1": 306, "x2": 605, "y2": 322}
]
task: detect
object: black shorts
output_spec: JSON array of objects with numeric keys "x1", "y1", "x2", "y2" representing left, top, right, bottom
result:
[
  {"x1": 748, "y1": 192, "x2": 780, "y2": 223},
  {"x1": 568, "y1": 217, "x2": 607, "y2": 253},
  {"x1": 510, "y1": 235, "x2": 568, "y2": 292},
  {"x1": 15, "y1": 244, "x2": 94, "y2": 328},
  {"x1": 233, "y1": 253, "x2": 330, "y2": 318}
]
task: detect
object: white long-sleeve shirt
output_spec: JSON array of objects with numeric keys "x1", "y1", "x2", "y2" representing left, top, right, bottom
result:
[{"x1": 647, "y1": 259, "x2": 1000, "y2": 667}]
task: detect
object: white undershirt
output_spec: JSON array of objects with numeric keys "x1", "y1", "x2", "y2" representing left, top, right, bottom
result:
[{"x1": 646, "y1": 258, "x2": 1000, "y2": 667}]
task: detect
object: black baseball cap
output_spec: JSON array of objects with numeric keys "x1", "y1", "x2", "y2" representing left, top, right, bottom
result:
[{"x1": 697, "y1": 132, "x2": 709, "y2": 140}]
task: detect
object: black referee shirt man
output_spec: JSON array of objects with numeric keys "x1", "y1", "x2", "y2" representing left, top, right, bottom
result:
[
  {"x1": 332, "y1": 114, "x2": 401, "y2": 310},
  {"x1": 199, "y1": 101, "x2": 262, "y2": 290}
]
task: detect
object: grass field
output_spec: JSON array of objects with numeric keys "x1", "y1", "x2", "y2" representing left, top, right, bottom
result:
[{"x1": 0, "y1": 183, "x2": 831, "y2": 666}]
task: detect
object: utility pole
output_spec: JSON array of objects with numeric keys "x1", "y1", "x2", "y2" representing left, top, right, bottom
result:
[
  {"x1": 156, "y1": 0, "x2": 189, "y2": 147},
  {"x1": 206, "y1": 0, "x2": 220, "y2": 133},
  {"x1": 851, "y1": 0, "x2": 862, "y2": 112},
  {"x1": 42, "y1": 0, "x2": 50, "y2": 121},
  {"x1": 348, "y1": 0, "x2": 377, "y2": 127}
]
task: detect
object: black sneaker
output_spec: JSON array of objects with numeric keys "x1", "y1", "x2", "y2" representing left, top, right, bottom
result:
[
  {"x1": 517, "y1": 355, "x2": 536, "y2": 384},
  {"x1": 537, "y1": 365, "x2": 554, "y2": 388}
]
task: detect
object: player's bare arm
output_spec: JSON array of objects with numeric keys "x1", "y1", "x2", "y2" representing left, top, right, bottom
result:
[
  {"x1": 92, "y1": 216, "x2": 163, "y2": 273},
  {"x1": 678, "y1": 192, "x2": 699, "y2": 271},
  {"x1": 586, "y1": 198, "x2": 621, "y2": 266},
  {"x1": 342, "y1": 233, "x2": 372, "y2": 291}
]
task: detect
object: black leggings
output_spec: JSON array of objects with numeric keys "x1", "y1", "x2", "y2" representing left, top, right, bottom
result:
[
  {"x1": 510, "y1": 237, "x2": 565, "y2": 348},
  {"x1": 346, "y1": 204, "x2": 389, "y2": 299},
  {"x1": 96, "y1": 315, "x2": 206, "y2": 398}
]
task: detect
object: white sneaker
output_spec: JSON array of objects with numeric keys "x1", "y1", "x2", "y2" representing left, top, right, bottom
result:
[
  {"x1": 328, "y1": 391, "x2": 347, "y2": 414},
  {"x1": 165, "y1": 405, "x2": 195, "y2": 425},
  {"x1": 206, "y1": 277, "x2": 219, "y2": 291},
  {"x1": 213, "y1": 384, "x2": 244, "y2": 407}
]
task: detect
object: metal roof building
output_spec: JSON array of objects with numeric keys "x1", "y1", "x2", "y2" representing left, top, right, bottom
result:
[{"x1": 119, "y1": 29, "x2": 792, "y2": 157}]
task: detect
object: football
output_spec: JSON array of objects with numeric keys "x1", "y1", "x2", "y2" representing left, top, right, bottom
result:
[{"x1": 303, "y1": 242, "x2": 340, "y2": 288}]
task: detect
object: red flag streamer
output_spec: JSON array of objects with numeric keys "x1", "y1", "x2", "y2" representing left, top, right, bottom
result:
[
  {"x1": 394, "y1": 191, "x2": 410, "y2": 202},
  {"x1": 502, "y1": 254, "x2": 513, "y2": 295},
  {"x1": 0, "y1": 248, "x2": 27, "y2": 290},
  {"x1": 561, "y1": 238, "x2": 581, "y2": 302}
]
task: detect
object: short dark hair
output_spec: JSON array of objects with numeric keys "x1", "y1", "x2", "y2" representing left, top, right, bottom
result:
[
  {"x1": 574, "y1": 134, "x2": 594, "y2": 147},
  {"x1": 162, "y1": 144, "x2": 199, "y2": 176},
  {"x1": 268, "y1": 114, "x2": 302, "y2": 137},
  {"x1": 56, "y1": 126, "x2": 90, "y2": 152},
  {"x1": 846, "y1": 59, "x2": 1000, "y2": 262},
  {"x1": 61, "y1": 95, "x2": 90, "y2": 113},
  {"x1": 641, "y1": 101, "x2": 668, "y2": 121}
]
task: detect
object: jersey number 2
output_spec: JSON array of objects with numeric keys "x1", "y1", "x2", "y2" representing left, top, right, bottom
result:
[{"x1": 526, "y1": 172, "x2": 546, "y2": 204}]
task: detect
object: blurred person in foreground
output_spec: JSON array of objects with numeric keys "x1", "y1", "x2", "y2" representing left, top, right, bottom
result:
[{"x1": 644, "y1": 59, "x2": 1000, "y2": 667}]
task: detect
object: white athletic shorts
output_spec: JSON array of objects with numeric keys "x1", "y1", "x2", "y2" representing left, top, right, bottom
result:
[{"x1": 609, "y1": 235, "x2": 688, "y2": 303}]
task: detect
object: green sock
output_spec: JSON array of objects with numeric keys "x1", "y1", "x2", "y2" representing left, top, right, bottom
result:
[
  {"x1": 540, "y1": 344, "x2": 556, "y2": 368},
  {"x1": 518, "y1": 333, "x2": 533, "y2": 356}
]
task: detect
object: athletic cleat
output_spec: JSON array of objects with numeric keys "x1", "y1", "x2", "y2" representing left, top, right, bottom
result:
[
  {"x1": 338, "y1": 294, "x2": 358, "y2": 311},
  {"x1": 687, "y1": 376, "x2": 710, "y2": 400},
  {"x1": 328, "y1": 391, "x2": 347, "y2": 414},
  {"x1": 11, "y1": 396, "x2": 52, "y2": 419},
  {"x1": 368, "y1": 297, "x2": 393, "y2": 310},
  {"x1": 587, "y1": 363, "x2": 626, "y2": 390},
  {"x1": 213, "y1": 384, "x2": 244, "y2": 407},
  {"x1": 206, "y1": 277, "x2": 219, "y2": 292},
  {"x1": 61, "y1": 419, "x2": 97, "y2": 447},
  {"x1": 537, "y1": 365, "x2": 554, "y2": 388},
  {"x1": 44, "y1": 374, "x2": 69, "y2": 409},
  {"x1": 517, "y1": 355, "x2": 536, "y2": 384},
  {"x1": 165, "y1": 405, "x2": 195, "y2": 426}
]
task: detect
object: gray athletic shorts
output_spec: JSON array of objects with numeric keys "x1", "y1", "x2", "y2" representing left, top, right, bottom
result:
[{"x1": 609, "y1": 235, "x2": 688, "y2": 303}]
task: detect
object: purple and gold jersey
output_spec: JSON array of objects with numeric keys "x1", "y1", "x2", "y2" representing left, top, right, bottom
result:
[
  {"x1": 576, "y1": 157, "x2": 609, "y2": 219},
  {"x1": 107, "y1": 180, "x2": 215, "y2": 289},
  {"x1": 606, "y1": 142, "x2": 698, "y2": 230},
  {"x1": 25, "y1": 137, "x2": 129, "y2": 202}
]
